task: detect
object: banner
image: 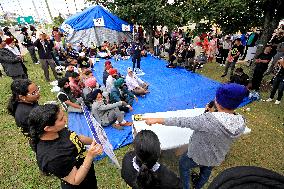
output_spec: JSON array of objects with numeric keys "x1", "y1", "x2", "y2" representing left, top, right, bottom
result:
[
  {"x1": 122, "y1": 24, "x2": 131, "y2": 31},
  {"x1": 82, "y1": 104, "x2": 120, "y2": 168},
  {"x1": 93, "y1": 17, "x2": 105, "y2": 26}
]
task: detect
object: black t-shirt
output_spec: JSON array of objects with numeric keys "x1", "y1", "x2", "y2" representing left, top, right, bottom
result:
[
  {"x1": 121, "y1": 151, "x2": 182, "y2": 189},
  {"x1": 36, "y1": 128, "x2": 97, "y2": 189},
  {"x1": 255, "y1": 52, "x2": 273, "y2": 70},
  {"x1": 230, "y1": 45, "x2": 244, "y2": 61},
  {"x1": 77, "y1": 57, "x2": 90, "y2": 68},
  {"x1": 15, "y1": 102, "x2": 39, "y2": 134}
]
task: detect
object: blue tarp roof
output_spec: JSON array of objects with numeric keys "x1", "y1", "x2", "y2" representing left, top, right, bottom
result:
[{"x1": 62, "y1": 5, "x2": 132, "y2": 32}]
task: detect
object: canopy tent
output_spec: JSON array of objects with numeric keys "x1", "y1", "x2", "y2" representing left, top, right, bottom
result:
[{"x1": 60, "y1": 5, "x2": 133, "y2": 47}]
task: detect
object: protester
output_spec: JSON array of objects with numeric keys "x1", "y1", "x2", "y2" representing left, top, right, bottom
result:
[
  {"x1": 34, "y1": 33, "x2": 58, "y2": 82},
  {"x1": 125, "y1": 67, "x2": 149, "y2": 96},
  {"x1": 5, "y1": 37, "x2": 28, "y2": 78},
  {"x1": 83, "y1": 77, "x2": 99, "y2": 99},
  {"x1": 131, "y1": 40, "x2": 143, "y2": 73},
  {"x1": 69, "y1": 72, "x2": 84, "y2": 98},
  {"x1": 143, "y1": 83, "x2": 249, "y2": 189},
  {"x1": 221, "y1": 36, "x2": 231, "y2": 66},
  {"x1": 230, "y1": 67, "x2": 249, "y2": 87},
  {"x1": 7, "y1": 79, "x2": 40, "y2": 136},
  {"x1": 19, "y1": 27, "x2": 39, "y2": 64},
  {"x1": 88, "y1": 89, "x2": 132, "y2": 130},
  {"x1": 28, "y1": 104, "x2": 103, "y2": 189},
  {"x1": 251, "y1": 45, "x2": 273, "y2": 91},
  {"x1": 266, "y1": 58, "x2": 284, "y2": 105},
  {"x1": 110, "y1": 78, "x2": 136, "y2": 112},
  {"x1": 221, "y1": 38, "x2": 244, "y2": 78},
  {"x1": 0, "y1": 37, "x2": 27, "y2": 79},
  {"x1": 121, "y1": 130, "x2": 182, "y2": 189},
  {"x1": 57, "y1": 77, "x2": 82, "y2": 113}
]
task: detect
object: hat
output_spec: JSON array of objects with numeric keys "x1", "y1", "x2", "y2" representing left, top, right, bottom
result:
[
  {"x1": 85, "y1": 77, "x2": 97, "y2": 88},
  {"x1": 79, "y1": 52, "x2": 85, "y2": 57},
  {"x1": 5, "y1": 38, "x2": 13, "y2": 45},
  {"x1": 105, "y1": 60, "x2": 112, "y2": 67},
  {"x1": 114, "y1": 78, "x2": 124, "y2": 88},
  {"x1": 58, "y1": 77, "x2": 69, "y2": 88},
  {"x1": 108, "y1": 68, "x2": 117, "y2": 76},
  {"x1": 105, "y1": 64, "x2": 112, "y2": 71},
  {"x1": 216, "y1": 83, "x2": 248, "y2": 109},
  {"x1": 127, "y1": 67, "x2": 133, "y2": 73},
  {"x1": 71, "y1": 72, "x2": 80, "y2": 78}
]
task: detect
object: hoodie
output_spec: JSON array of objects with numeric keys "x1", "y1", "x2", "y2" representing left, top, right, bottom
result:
[{"x1": 165, "y1": 112, "x2": 245, "y2": 166}]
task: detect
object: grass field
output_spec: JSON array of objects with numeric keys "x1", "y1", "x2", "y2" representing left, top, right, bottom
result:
[{"x1": 0, "y1": 55, "x2": 283, "y2": 189}]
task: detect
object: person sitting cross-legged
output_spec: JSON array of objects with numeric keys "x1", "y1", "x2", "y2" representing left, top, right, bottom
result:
[
  {"x1": 110, "y1": 78, "x2": 137, "y2": 113},
  {"x1": 88, "y1": 89, "x2": 132, "y2": 130},
  {"x1": 125, "y1": 67, "x2": 149, "y2": 96}
]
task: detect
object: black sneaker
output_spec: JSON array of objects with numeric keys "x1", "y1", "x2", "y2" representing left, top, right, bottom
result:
[{"x1": 221, "y1": 74, "x2": 226, "y2": 77}]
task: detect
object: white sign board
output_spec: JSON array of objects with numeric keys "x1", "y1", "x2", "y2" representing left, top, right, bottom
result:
[
  {"x1": 122, "y1": 24, "x2": 131, "y2": 31},
  {"x1": 93, "y1": 17, "x2": 105, "y2": 27}
]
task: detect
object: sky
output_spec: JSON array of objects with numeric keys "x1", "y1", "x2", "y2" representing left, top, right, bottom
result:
[{"x1": 0, "y1": 0, "x2": 91, "y2": 21}]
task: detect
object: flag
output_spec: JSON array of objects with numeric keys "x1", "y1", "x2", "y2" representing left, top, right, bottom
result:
[{"x1": 82, "y1": 104, "x2": 120, "y2": 168}]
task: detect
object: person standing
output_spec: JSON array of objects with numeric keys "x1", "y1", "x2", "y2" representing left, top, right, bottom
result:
[
  {"x1": 144, "y1": 83, "x2": 249, "y2": 189},
  {"x1": 28, "y1": 104, "x2": 103, "y2": 189},
  {"x1": 221, "y1": 38, "x2": 244, "y2": 78},
  {"x1": 251, "y1": 45, "x2": 273, "y2": 91},
  {"x1": 0, "y1": 37, "x2": 27, "y2": 80},
  {"x1": 131, "y1": 40, "x2": 142, "y2": 73},
  {"x1": 221, "y1": 36, "x2": 231, "y2": 66},
  {"x1": 19, "y1": 27, "x2": 39, "y2": 64},
  {"x1": 34, "y1": 34, "x2": 58, "y2": 82},
  {"x1": 266, "y1": 58, "x2": 284, "y2": 105}
]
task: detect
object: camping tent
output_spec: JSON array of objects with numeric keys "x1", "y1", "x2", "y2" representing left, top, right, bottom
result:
[{"x1": 60, "y1": 5, "x2": 133, "y2": 47}]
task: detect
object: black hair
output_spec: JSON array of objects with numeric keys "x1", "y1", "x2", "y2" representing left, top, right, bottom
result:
[
  {"x1": 71, "y1": 72, "x2": 79, "y2": 78},
  {"x1": 235, "y1": 38, "x2": 241, "y2": 42},
  {"x1": 235, "y1": 67, "x2": 243, "y2": 73},
  {"x1": 85, "y1": 89, "x2": 102, "y2": 109},
  {"x1": 7, "y1": 79, "x2": 32, "y2": 117},
  {"x1": 28, "y1": 104, "x2": 59, "y2": 152},
  {"x1": 58, "y1": 77, "x2": 69, "y2": 88},
  {"x1": 133, "y1": 130, "x2": 161, "y2": 189}
]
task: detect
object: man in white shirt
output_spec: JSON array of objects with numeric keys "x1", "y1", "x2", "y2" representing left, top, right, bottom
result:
[{"x1": 125, "y1": 67, "x2": 149, "y2": 96}]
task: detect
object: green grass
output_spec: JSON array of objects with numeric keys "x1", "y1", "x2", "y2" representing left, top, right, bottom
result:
[{"x1": 0, "y1": 56, "x2": 283, "y2": 189}]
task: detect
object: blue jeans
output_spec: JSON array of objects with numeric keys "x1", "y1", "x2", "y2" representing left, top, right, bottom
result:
[{"x1": 179, "y1": 153, "x2": 213, "y2": 189}]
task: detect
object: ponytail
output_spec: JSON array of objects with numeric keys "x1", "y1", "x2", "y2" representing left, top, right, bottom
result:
[
  {"x1": 134, "y1": 164, "x2": 159, "y2": 189},
  {"x1": 7, "y1": 79, "x2": 32, "y2": 116}
]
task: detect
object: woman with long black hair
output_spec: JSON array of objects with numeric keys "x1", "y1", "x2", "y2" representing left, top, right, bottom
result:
[
  {"x1": 28, "y1": 104, "x2": 103, "y2": 189},
  {"x1": 121, "y1": 130, "x2": 182, "y2": 189},
  {"x1": 7, "y1": 79, "x2": 40, "y2": 136}
]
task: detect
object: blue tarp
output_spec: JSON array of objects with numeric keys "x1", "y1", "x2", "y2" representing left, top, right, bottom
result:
[
  {"x1": 62, "y1": 5, "x2": 133, "y2": 32},
  {"x1": 68, "y1": 56, "x2": 253, "y2": 153}
]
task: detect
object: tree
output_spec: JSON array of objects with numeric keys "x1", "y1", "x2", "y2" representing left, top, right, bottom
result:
[
  {"x1": 88, "y1": 0, "x2": 187, "y2": 48},
  {"x1": 53, "y1": 14, "x2": 65, "y2": 27}
]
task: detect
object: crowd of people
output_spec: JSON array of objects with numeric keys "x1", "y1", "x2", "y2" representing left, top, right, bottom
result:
[
  {"x1": 2, "y1": 23, "x2": 284, "y2": 189},
  {"x1": 150, "y1": 25, "x2": 284, "y2": 104}
]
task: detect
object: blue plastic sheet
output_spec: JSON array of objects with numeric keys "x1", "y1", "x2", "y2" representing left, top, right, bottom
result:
[{"x1": 68, "y1": 56, "x2": 253, "y2": 154}]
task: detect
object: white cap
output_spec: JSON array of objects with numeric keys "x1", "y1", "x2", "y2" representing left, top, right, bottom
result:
[{"x1": 79, "y1": 52, "x2": 85, "y2": 57}]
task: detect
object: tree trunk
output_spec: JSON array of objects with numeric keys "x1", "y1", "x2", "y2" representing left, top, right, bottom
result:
[
  {"x1": 249, "y1": 1, "x2": 281, "y2": 79},
  {"x1": 146, "y1": 26, "x2": 154, "y2": 50}
]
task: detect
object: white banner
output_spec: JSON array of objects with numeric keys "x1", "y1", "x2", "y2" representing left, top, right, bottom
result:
[
  {"x1": 82, "y1": 104, "x2": 120, "y2": 168},
  {"x1": 93, "y1": 17, "x2": 105, "y2": 27},
  {"x1": 122, "y1": 24, "x2": 131, "y2": 31}
]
